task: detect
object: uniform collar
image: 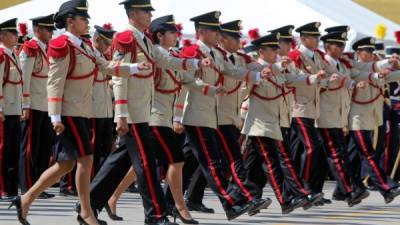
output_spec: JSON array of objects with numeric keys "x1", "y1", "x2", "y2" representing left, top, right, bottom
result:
[
  {"x1": 257, "y1": 58, "x2": 270, "y2": 66},
  {"x1": 32, "y1": 36, "x2": 47, "y2": 52},
  {"x1": 156, "y1": 45, "x2": 169, "y2": 56},
  {"x1": 64, "y1": 31, "x2": 82, "y2": 47},
  {"x1": 300, "y1": 44, "x2": 315, "y2": 59},
  {"x1": 325, "y1": 54, "x2": 339, "y2": 67},
  {"x1": 0, "y1": 44, "x2": 15, "y2": 56},
  {"x1": 197, "y1": 39, "x2": 212, "y2": 53},
  {"x1": 128, "y1": 24, "x2": 145, "y2": 40}
]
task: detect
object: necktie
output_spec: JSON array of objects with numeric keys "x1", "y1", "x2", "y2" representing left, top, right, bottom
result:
[
  {"x1": 336, "y1": 63, "x2": 340, "y2": 71},
  {"x1": 229, "y1": 54, "x2": 235, "y2": 65},
  {"x1": 143, "y1": 37, "x2": 149, "y2": 51},
  {"x1": 80, "y1": 42, "x2": 86, "y2": 52},
  {"x1": 209, "y1": 50, "x2": 215, "y2": 59},
  {"x1": 11, "y1": 52, "x2": 17, "y2": 61}
]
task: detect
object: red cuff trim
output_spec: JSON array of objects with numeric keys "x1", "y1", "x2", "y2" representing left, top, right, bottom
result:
[
  {"x1": 48, "y1": 97, "x2": 63, "y2": 102},
  {"x1": 203, "y1": 85, "x2": 210, "y2": 95},
  {"x1": 115, "y1": 99, "x2": 128, "y2": 105}
]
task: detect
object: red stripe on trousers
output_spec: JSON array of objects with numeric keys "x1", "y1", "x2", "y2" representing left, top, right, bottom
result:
[
  {"x1": 295, "y1": 118, "x2": 313, "y2": 181},
  {"x1": 132, "y1": 124, "x2": 162, "y2": 219},
  {"x1": 216, "y1": 129, "x2": 253, "y2": 201},
  {"x1": 90, "y1": 119, "x2": 96, "y2": 179},
  {"x1": 384, "y1": 130, "x2": 390, "y2": 173},
  {"x1": 256, "y1": 137, "x2": 284, "y2": 204},
  {"x1": 355, "y1": 130, "x2": 390, "y2": 191},
  {"x1": 195, "y1": 127, "x2": 235, "y2": 205},
  {"x1": 26, "y1": 112, "x2": 33, "y2": 188},
  {"x1": 277, "y1": 141, "x2": 309, "y2": 195},
  {"x1": 152, "y1": 127, "x2": 174, "y2": 164},
  {"x1": 0, "y1": 122, "x2": 4, "y2": 195},
  {"x1": 66, "y1": 117, "x2": 86, "y2": 157},
  {"x1": 323, "y1": 129, "x2": 352, "y2": 193}
]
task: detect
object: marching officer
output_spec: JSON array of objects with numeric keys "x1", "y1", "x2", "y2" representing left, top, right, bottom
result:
[
  {"x1": 10, "y1": 0, "x2": 144, "y2": 224},
  {"x1": 18, "y1": 13, "x2": 56, "y2": 199},
  {"x1": 348, "y1": 37, "x2": 400, "y2": 204},
  {"x1": 215, "y1": 19, "x2": 272, "y2": 215},
  {"x1": 0, "y1": 18, "x2": 23, "y2": 201},
  {"x1": 85, "y1": 1, "x2": 211, "y2": 224},
  {"x1": 90, "y1": 24, "x2": 116, "y2": 176}
]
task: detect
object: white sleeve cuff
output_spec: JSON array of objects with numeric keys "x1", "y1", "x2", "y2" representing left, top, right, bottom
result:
[
  {"x1": 255, "y1": 72, "x2": 261, "y2": 83},
  {"x1": 192, "y1": 59, "x2": 199, "y2": 69},
  {"x1": 50, "y1": 115, "x2": 61, "y2": 123},
  {"x1": 129, "y1": 63, "x2": 139, "y2": 74},
  {"x1": 117, "y1": 113, "x2": 129, "y2": 118},
  {"x1": 173, "y1": 116, "x2": 182, "y2": 123},
  {"x1": 376, "y1": 59, "x2": 390, "y2": 70},
  {"x1": 22, "y1": 104, "x2": 30, "y2": 109}
]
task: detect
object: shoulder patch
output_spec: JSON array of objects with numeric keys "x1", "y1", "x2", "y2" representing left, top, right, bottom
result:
[
  {"x1": 112, "y1": 30, "x2": 135, "y2": 53},
  {"x1": 0, "y1": 48, "x2": 4, "y2": 64},
  {"x1": 179, "y1": 44, "x2": 200, "y2": 59},
  {"x1": 288, "y1": 49, "x2": 302, "y2": 68},
  {"x1": 21, "y1": 39, "x2": 39, "y2": 57},
  {"x1": 48, "y1": 35, "x2": 69, "y2": 58}
]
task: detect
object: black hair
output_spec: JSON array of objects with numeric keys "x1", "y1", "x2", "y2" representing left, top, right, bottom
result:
[
  {"x1": 55, "y1": 13, "x2": 77, "y2": 29},
  {"x1": 152, "y1": 29, "x2": 167, "y2": 44}
]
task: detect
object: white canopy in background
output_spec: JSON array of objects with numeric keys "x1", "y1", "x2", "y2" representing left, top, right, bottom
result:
[{"x1": 0, "y1": 0, "x2": 398, "y2": 50}]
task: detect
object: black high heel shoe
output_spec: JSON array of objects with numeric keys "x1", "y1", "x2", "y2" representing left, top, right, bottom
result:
[
  {"x1": 104, "y1": 204, "x2": 123, "y2": 221},
  {"x1": 173, "y1": 208, "x2": 199, "y2": 224},
  {"x1": 77, "y1": 215, "x2": 89, "y2": 225},
  {"x1": 8, "y1": 196, "x2": 30, "y2": 225}
]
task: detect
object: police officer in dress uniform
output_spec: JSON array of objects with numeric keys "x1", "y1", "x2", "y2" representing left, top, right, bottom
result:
[
  {"x1": 84, "y1": 1, "x2": 211, "y2": 224},
  {"x1": 348, "y1": 37, "x2": 400, "y2": 204},
  {"x1": 90, "y1": 24, "x2": 116, "y2": 176},
  {"x1": 18, "y1": 14, "x2": 56, "y2": 199},
  {"x1": 10, "y1": 0, "x2": 143, "y2": 224},
  {"x1": 0, "y1": 18, "x2": 23, "y2": 201}
]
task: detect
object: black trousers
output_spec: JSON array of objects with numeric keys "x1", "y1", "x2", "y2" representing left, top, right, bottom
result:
[
  {"x1": 216, "y1": 125, "x2": 261, "y2": 201},
  {"x1": 59, "y1": 165, "x2": 77, "y2": 192},
  {"x1": 280, "y1": 128, "x2": 310, "y2": 199},
  {"x1": 90, "y1": 118, "x2": 113, "y2": 177},
  {"x1": 19, "y1": 109, "x2": 54, "y2": 193},
  {"x1": 291, "y1": 117, "x2": 327, "y2": 193},
  {"x1": 0, "y1": 116, "x2": 21, "y2": 196},
  {"x1": 350, "y1": 130, "x2": 398, "y2": 195},
  {"x1": 185, "y1": 126, "x2": 245, "y2": 210},
  {"x1": 243, "y1": 137, "x2": 267, "y2": 199},
  {"x1": 319, "y1": 128, "x2": 354, "y2": 195},
  {"x1": 251, "y1": 136, "x2": 290, "y2": 205},
  {"x1": 90, "y1": 123, "x2": 167, "y2": 220}
]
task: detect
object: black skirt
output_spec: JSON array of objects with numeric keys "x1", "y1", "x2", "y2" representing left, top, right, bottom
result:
[{"x1": 53, "y1": 116, "x2": 92, "y2": 161}]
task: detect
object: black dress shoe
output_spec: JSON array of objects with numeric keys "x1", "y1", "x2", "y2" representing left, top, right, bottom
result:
[
  {"x1": 347, "y1": 189, "x2": 369, "y2": 207},
  {"x1": 38, "y1": 192, "x2": 55, "y2": 199},
  {"x1": 8, "y1": 196, "x2": 30, "y2": 225},
  {"x1": 322, "y1": 198, "x2": 332, "y2": 204},
  {"x1": 74, "y1": 202, "x2": 108, "y2": 225},
  {"x1": 303, "y1": 192, "x2": 324, "y2": 210},
  {"x1": 172, "y1": 207, "x2": 199, "y2": 224},
  {"x1": 145, "y1": 217, "x2": 178, "y2": 225},
  {"x1": 59, "y1": 189, "x2": 77, "y2": 197},
  {"x1": 225, "y1": 203, "x2": 251, "y2": 221},
  {"x1": 127, "y1": 185, "x2": 140, "y2": 193},
  {"x1": 281, "y1": 196, "x2": 307, "y2": 214},
  {"x1": 104, "y1": 204, "x2": 123, "y2": 221},
  {"x1": 248, "y1": 197, "x2": 272, "y2": 216},
  {"x1": 186, "y1": 201, "x2": 215, "y2": 213},
  {"x1": 384, "y1": 187, "x2": 400, "y2": 204},
  {"x1": 2, "y1": 194, "x2": 17, "y2": 202},
  {"x1": 332, "y1": 191, "x2": 346, "y2": 201}
]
